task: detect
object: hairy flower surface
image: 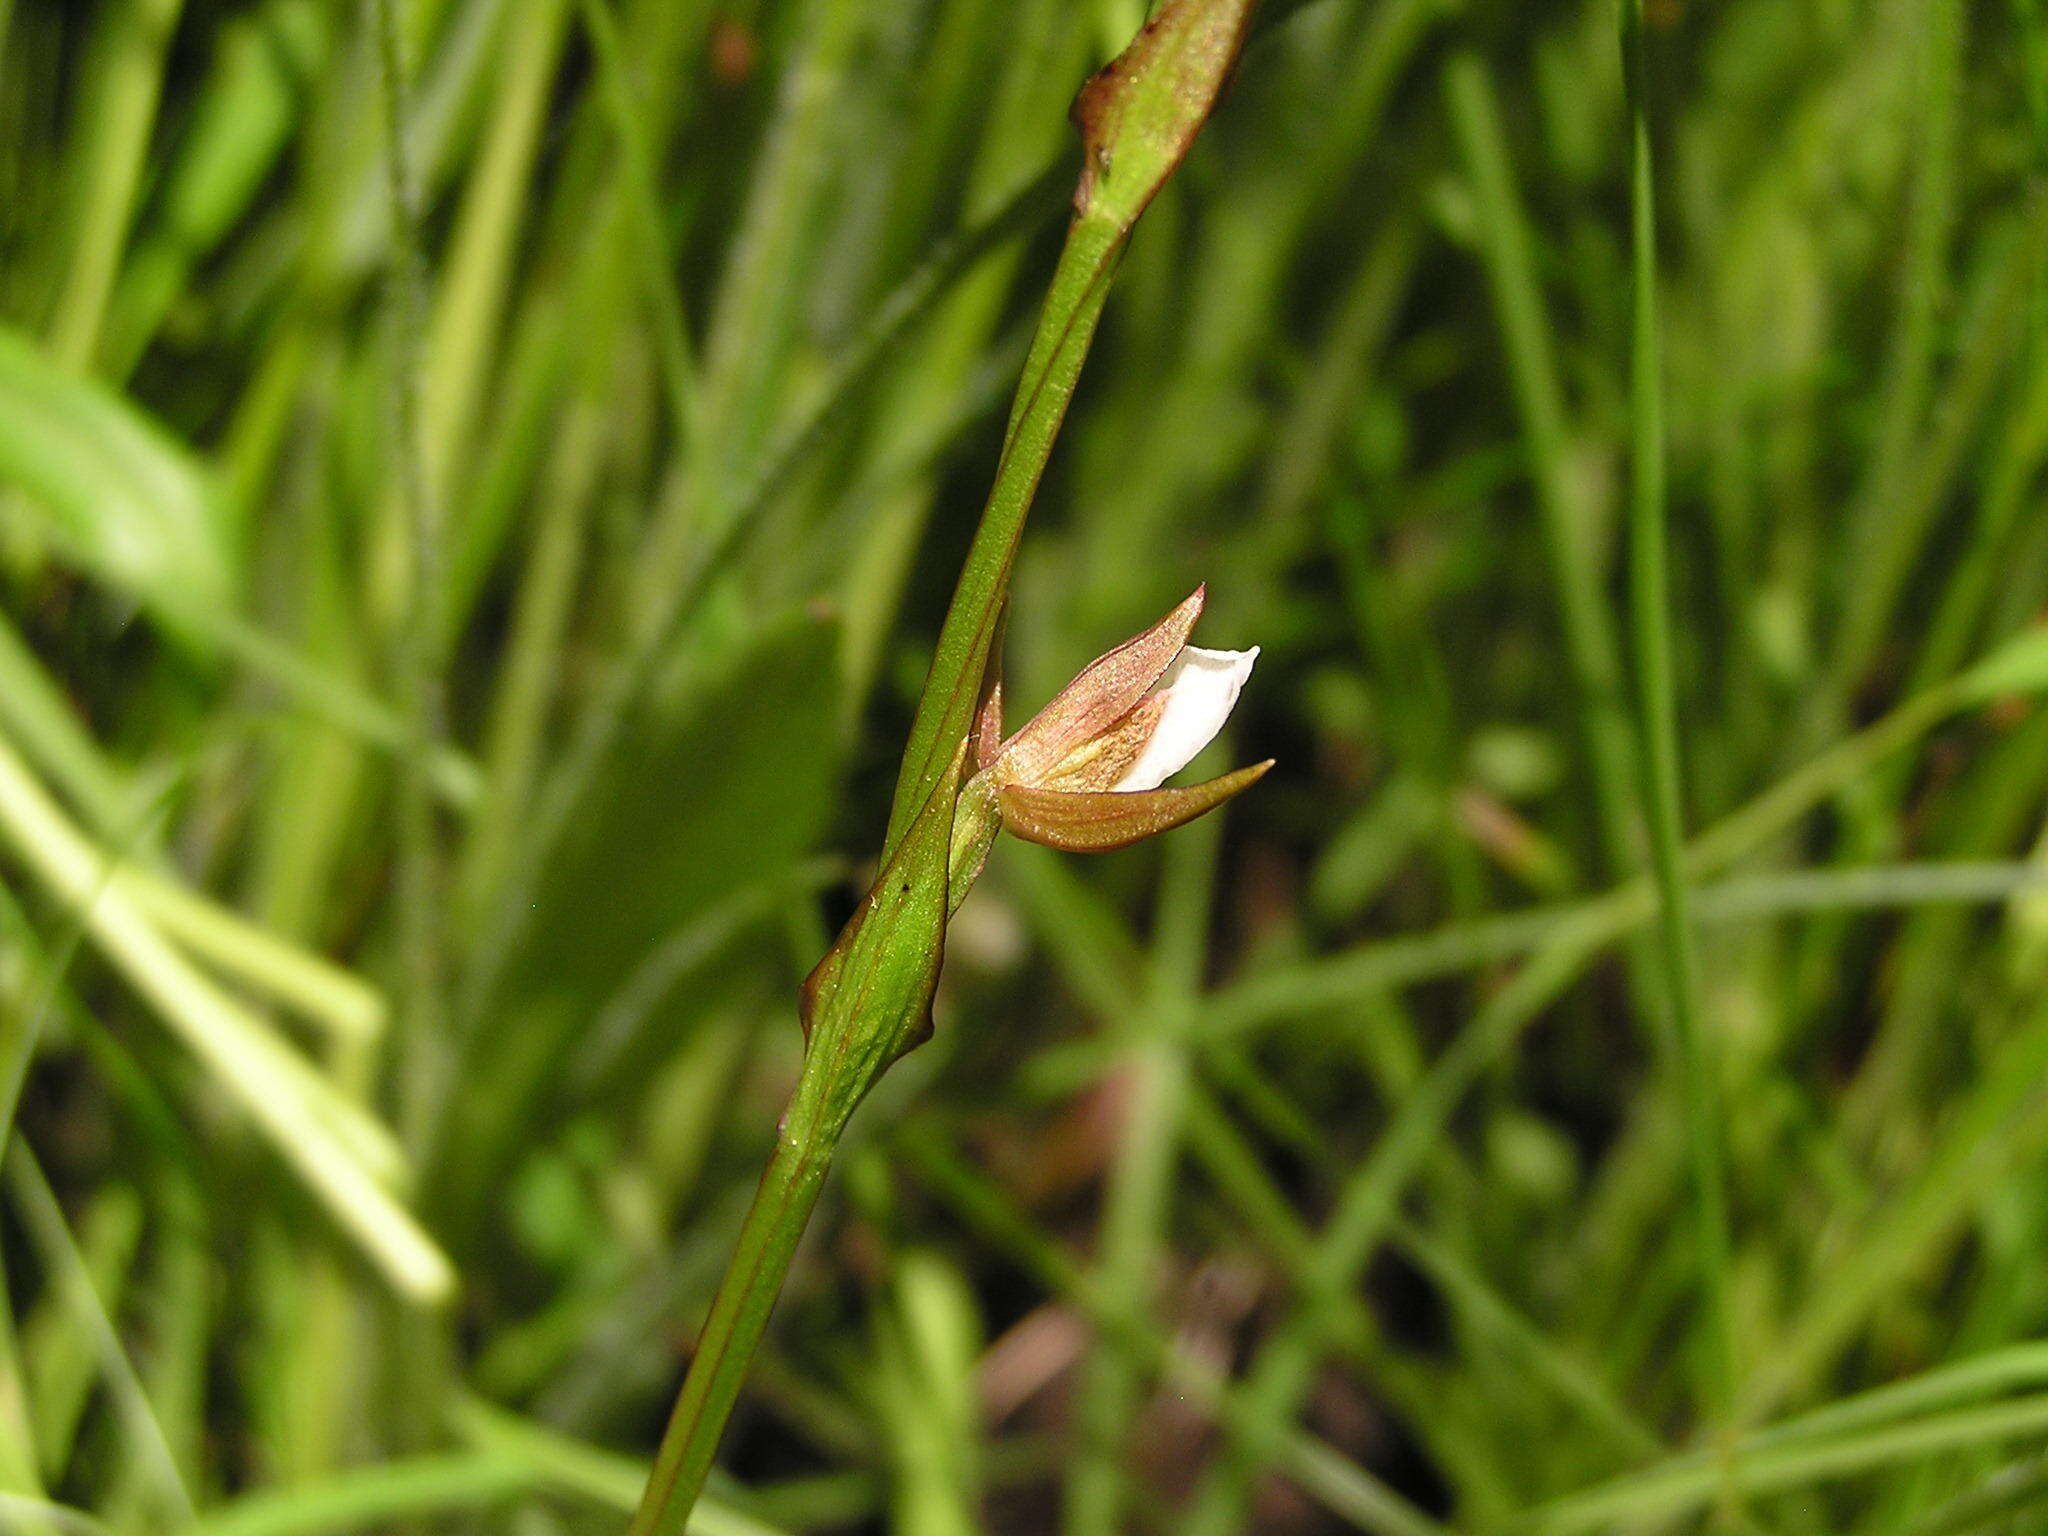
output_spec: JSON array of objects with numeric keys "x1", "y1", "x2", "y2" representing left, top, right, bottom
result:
[{"x1": 955, "y1": 587, "x2": 1270, "y2": 866}]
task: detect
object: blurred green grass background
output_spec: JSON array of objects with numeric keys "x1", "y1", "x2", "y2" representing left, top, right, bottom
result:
[{"x1": 4, "y1": 0, "x2": 2048, "y2": 1531}]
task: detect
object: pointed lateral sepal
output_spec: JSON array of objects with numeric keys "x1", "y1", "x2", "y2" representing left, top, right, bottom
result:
[
  {"x1": 794, "y1": 745, "x2": 965, "y2": 1142},
  {"x1": 997, "y1": 759, "x2": 1272, "y2": 853}
]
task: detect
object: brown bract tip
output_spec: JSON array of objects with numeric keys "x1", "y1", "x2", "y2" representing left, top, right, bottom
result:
[{"x1": 1069, "y1": 0, "x2": 1258, "y2": 226}]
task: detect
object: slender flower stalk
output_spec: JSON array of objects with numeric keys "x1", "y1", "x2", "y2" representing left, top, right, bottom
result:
[{"x1": 627, "y1": 6, "x2": 1261, "y2": 1533}]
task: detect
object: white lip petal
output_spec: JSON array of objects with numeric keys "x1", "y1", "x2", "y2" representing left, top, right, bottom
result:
[{"x1": 1110, "y1": 645, "x2": 1259, "y2": 792}]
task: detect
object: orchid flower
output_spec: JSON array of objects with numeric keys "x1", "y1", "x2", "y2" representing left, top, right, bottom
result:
[{"x1": 950, "y1": 587, "x2": 1270, "y2": 894}]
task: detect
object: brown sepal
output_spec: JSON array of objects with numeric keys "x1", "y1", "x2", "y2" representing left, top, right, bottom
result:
[
  {"x1": 997, "y1": 759, "x2": 1272, "y2": 852},
  {"x1": 995, "y1": 586, "x2": 1203, "y2": 786}
]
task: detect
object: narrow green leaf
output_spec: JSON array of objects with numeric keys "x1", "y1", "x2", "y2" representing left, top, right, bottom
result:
[
  {"x1": 0, "y1": 324, "x2": 233, "y2": 621},
  {"x1": 1961, "y1": 625, "x2": 2048, "y2": 702}
]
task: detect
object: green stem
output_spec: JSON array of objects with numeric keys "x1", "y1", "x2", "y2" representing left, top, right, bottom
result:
[
  {"x1": 628, "y1": 1124, "x2": 830, "y2": 1536},
  {"x1": 885, "y1": 214, "x2": 1124, "y2": 850}
]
